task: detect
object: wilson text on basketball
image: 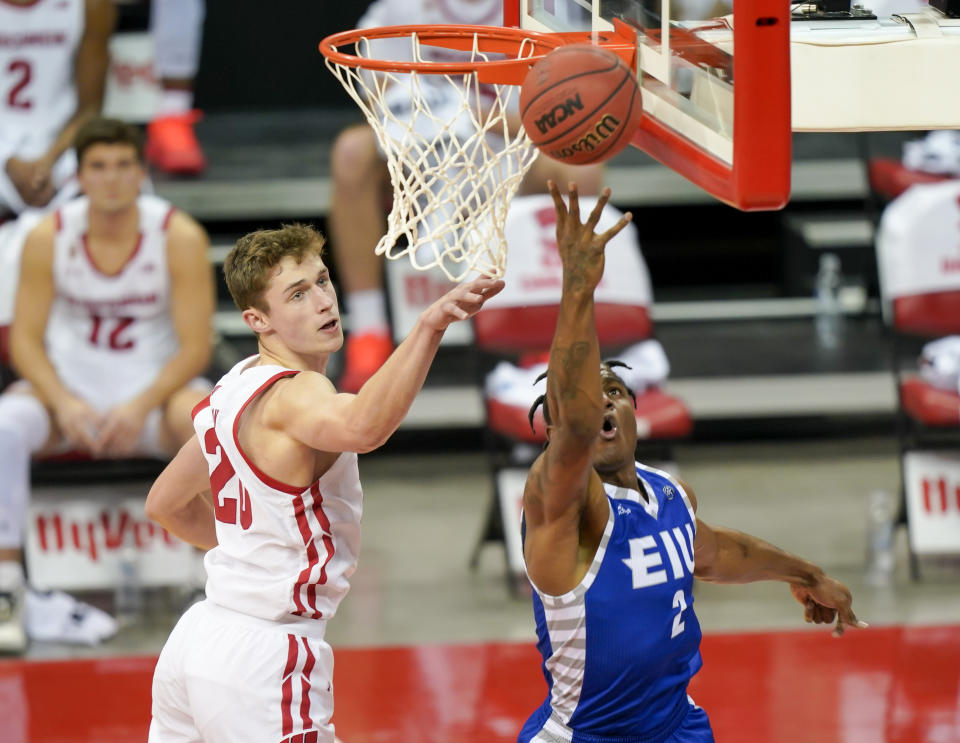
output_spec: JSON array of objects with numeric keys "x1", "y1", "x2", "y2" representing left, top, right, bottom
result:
[{"x1": 547, "y1": 114, "x2": 621, "y2": 160}]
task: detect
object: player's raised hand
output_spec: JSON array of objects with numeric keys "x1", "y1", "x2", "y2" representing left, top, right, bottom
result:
[
  {"x1": 548, "y1": 180, "x2": 632, "y2": 292},
  {"x1": 790, "y1": 578, "x2": 868, "y2": 638},
  {"x1": 420, "y1": 275, "x2": 505, "y2": 332}
]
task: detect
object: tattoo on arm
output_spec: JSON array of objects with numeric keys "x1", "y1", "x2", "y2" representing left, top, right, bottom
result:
[{"x1": 554, "y1": 342, "x2": 591, "y2": 401}]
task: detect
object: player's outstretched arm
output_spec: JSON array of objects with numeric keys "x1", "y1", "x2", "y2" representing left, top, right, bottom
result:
[
  {"x1": 522, "y1": 183, "x2": 632, "y2": 594},
  {"x1": 527, "y1": 183, "x2": 633, "y2": 513},
  {"x1": 146, "y1": 435, "x2": 217, "y2": 550},
  {"x1": 275, "y1": 275, "x2": 505, "y2": 454},
  {"x1": 688, "y1": 481, "x2": 866, "y2": 638}
]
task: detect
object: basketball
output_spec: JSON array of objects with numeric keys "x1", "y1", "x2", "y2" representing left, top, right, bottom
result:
[{"x1": 519, "y1": 44, "x2": 642, "y2": 165}]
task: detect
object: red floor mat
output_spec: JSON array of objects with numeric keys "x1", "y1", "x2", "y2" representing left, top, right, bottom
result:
[{"x1": 1, "y1": 624, "x2": 958, "y2": 742}]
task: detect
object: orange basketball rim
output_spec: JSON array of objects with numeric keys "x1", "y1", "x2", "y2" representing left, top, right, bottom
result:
[{"x1": 318, "y1": 24, "x2": 637, "y2": 85}]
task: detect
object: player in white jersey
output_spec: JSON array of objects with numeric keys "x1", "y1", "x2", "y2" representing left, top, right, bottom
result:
[
  {"x1": 145, "y1": 222, "x2": 503, "y2": 741},
  {"x1": 329, "y1": 0, "x2": 606, "y2": 393},
  {"x1": 0, "y1": 118, "x2": 214, "y2": 653},
  {"x1": 518, "y1": 183, "x2": 865, "y2": 742},
  {"x1": 0, "y1": 0, "x2": 115, "y2": 217}
]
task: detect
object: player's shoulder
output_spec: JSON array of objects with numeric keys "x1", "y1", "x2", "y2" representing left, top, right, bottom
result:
[
  {"x1": 268, "y1": 369, "x2": 335, "y2": 405},
  {"x1": 678, "y1": 477, "x2": 698, "y2": 511},
  {"x1": 163, "y1": 207, "x2": 209, "y2": 253},
  {"x1": 259, "y1": 369, "x2": 337, "y2": 428},
  {"x1": 17, "y1": 214, "x2": 58, "y2": 277},
  {"x1": 523, "y1": 448, "x2": 606, "y2": 510},
  {"x1": 25, "y1": 213, "x2": 57, "y2": 249},
  {"x1": 278, "y1": 369, "x2": 336, "y2": 396}
]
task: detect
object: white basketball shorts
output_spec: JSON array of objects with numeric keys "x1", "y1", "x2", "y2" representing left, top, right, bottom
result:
[{"x1": 150, "y1": 600, "x2": 336, "y2": 743}]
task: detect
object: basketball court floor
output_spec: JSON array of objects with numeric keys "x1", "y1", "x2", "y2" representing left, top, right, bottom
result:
[{"x1": 2, "y1": 436, "x2": 958, "y2": 742}]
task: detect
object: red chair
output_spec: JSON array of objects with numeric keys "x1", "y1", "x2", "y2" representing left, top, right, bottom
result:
[
  {"x1": 469, "y1": 194, "x2": 691, "y2": 586},
  {"x1": 876, "y1": 179, "x2": 960, "y2": 574}
]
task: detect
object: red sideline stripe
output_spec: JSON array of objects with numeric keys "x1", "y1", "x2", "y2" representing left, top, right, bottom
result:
[
  {"x1": 299, "y1": 637, "x2": 316, "y2": 730},
  {"x1": 291, "y1": 494, "x2": 318, "y2": 616},
  {"x1": 54, "y1": 209, "x2": 62, "y2": 232},
  {"x1": 281, "y1": 634, "x2": 298, "y2": 736}
]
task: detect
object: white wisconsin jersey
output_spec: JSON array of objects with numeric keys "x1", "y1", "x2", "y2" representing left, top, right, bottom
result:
[
  {"x1": 45, "y1": 194, "x2": 180, "y2": 410},
  {"x1": 0, "y1": 0, "x2": 83, "y2": 159},
  {"x1": 194, "y1": 358, "x2": 364, "y2": 628}
]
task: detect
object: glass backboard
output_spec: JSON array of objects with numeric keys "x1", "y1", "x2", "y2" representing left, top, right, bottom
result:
[
  {"x1": 506, "y1": 0, "x2": 960, "y2": 211},
  {"x1": 505, "y1": 0, "x2": 792, "y2": 211}
]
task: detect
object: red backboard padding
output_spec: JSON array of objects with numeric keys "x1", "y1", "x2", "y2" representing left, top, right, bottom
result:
[{"x1": 900, "y1": 376, "x2": 960, "y2": 426}]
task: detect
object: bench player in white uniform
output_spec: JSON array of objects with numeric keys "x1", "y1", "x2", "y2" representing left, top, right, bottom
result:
[
  {"x1": 0, "y1": 0, "x2": 115, "y2": 332},
  {"x1": 518, "y1": 183, "x2": 866, "y2": 742},
  {"x1": 0, "y1": 118, "x2": 214, "y2": 653},
  {"x1": 0, "y1": 0, "x2": 114, "y2": 217},
  {"x1": 330, "y1": 0, "x2": 606, "y2": 393},
  {"x1": 145, "y1": 224, "x2": 504, "y2": 741}
]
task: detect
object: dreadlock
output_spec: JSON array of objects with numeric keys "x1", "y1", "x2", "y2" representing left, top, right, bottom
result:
[{"x1": 527, "y1": 359, "x2": 637, "y2": 435}]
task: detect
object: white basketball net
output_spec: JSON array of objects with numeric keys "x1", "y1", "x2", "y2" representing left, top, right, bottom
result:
[{"x1": 325, "y1": 32, "x2": 540, "y2": 281}]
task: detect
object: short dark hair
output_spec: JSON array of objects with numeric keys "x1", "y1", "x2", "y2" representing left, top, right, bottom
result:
[
  {"x1": 224, "y1": 223, "x2": 327, "y2": 313},
  {"x1": 528, "y1": 360, "x2": 636, "y2": 434},
  {"x1": 74, "y1": 117, "x2": 145, "y2": 165}
]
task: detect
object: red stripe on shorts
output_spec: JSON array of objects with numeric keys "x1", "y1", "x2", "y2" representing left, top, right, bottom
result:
[
  {"x1": 299, "y1": 636, "x2": 316, "y2": 730},
  {"x1": 281, "y1": 634, "x2": 298, "y2": 736},
  {"x1": 278, "y1": 734, "x2": 318, "y2": 743}
]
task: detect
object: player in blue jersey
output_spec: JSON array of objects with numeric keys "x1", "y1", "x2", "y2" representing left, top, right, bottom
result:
[{"x1": 518, "y1": 181, "x2": 866, "y2": 743}]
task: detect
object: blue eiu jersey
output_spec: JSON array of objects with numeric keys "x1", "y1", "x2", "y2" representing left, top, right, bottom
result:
[{"x1": 519, "y1": 463, "x2": 713, "y2": 743}]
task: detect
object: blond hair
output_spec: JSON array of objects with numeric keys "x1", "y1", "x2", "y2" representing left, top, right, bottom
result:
[{"x1": 224, "y1": 223, "x2": 327, "y2": 312}]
